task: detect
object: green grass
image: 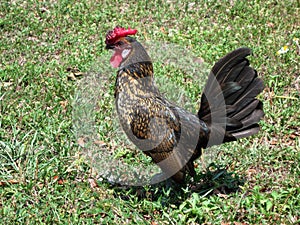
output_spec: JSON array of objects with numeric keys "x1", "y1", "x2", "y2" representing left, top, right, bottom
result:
[{"x1": 1, "y1": 0, "x2": 299, "y2": 224}]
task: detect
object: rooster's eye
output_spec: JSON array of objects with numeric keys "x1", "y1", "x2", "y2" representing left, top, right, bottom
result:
[{"x1": 116, "y1": 41, "x2": 124, "y2": 46}]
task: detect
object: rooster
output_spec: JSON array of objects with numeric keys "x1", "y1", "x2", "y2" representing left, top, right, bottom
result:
[{"x1": 105, "y1": 26, "x2": 264, "y2": 184}]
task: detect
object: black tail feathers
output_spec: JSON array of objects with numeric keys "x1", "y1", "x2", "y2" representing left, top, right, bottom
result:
[{"x1": 198, "y1": 47, "x2": 264, "y2": 147}]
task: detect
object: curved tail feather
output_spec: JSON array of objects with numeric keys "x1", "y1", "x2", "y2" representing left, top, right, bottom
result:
[{"x1": 198, "y1": 48, "x2": 264, "y2": 146}]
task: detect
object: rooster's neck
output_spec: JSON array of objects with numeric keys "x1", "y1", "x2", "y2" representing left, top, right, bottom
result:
[
  {"x1": 119, "y1": 61, "x2": 153, "y2": 79},
  {"x1": 115, "y1": 61, "x2": 159, "y2": 98}
]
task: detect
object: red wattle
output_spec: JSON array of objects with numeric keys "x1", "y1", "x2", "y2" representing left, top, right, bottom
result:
[{"x1": 110, "y1": 51, "x2": 122, "y2": 68}]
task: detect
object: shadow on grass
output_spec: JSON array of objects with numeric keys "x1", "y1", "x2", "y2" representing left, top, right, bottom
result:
[{"x1": 109, "y1": 163, "x2": 245, "y2": 206}]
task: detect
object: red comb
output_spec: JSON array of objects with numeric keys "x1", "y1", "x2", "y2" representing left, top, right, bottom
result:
[{"x1": 105, "y1": 26, "x2": 138, "y2": 45}]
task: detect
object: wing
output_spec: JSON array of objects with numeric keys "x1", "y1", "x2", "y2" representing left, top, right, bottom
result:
[
  {"x1": 129, "y1": 97, "x2": 180, "y2": 157},
  {"x1": 128, "y1": 97, "x2": 209, "y2": 183}
]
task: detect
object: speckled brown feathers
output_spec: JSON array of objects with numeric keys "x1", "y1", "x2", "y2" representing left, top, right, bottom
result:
[{"x1": 115, "y1": 61, "x2": 210, "y2": 183}]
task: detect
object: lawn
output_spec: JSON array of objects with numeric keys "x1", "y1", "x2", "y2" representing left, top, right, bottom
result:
[{"x1": 0, "y1": 0, "x2": 299, "y2": 224}]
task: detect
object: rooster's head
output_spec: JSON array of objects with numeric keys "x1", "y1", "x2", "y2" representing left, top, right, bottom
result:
[{"x1": 105, "y1": 26, "x2": 151, "y2": 68}]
